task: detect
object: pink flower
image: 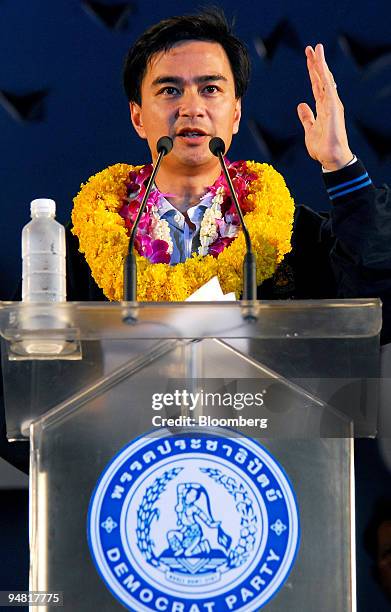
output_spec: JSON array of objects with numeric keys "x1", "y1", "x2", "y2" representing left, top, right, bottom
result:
[
  {"x1": 137, "y1": 164, "x2": 153, "y2": 182},
  {"x1": 229, "y1": 160, "x2": 246, "y2": 172},
  {"x1": 232, "y1": 175, "x2": 247, "y2": 199},
  {"x1": 135, "y1": 234, "x2": 153, "y2": 258},
  {"x1": 135, "y1": 235, "x2": 170, "y2": 263},
  {"x1": 146, "y1": 190, "x2": 161, "y2": 207},
  {"x1": 125, "y1": 172, "x2": 142, "y2": 199},
  {"x1": 209, "y1": 236, "x2": 235, "y2": 257},
  {"x1": 137, "y1": 214, "x2": 151, "y2": 233},
  {"x1": 118, "y1": 202, "x2": 130, "y2": 220},
  {"x1": 150, "y1": 239, "x2": 171, "y2": 263}
]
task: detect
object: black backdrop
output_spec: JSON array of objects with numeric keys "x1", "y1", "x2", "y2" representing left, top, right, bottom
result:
[{"x1": 1, "y1": 0, "x2": 390, "y2": 298}]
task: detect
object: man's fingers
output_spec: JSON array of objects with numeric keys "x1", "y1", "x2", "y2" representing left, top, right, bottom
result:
[
  {"x1": 297, "y1": 103, "x2": 315, "y2": 131},
  {"x1": 314, "y1": 43, "x2": 337, "y2": 94},
  {"x1": 305, "y1": 46, "x2": 323, "y2": 101}
]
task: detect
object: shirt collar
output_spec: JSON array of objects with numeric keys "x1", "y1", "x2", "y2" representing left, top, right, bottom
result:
[{"x1": 152, "y1": 187, "x2": 215, "y2": 229}]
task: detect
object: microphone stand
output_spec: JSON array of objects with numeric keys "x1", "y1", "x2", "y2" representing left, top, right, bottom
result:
[
  {"x1": 209, "y1": 138, "x2": 257, "y2": 317},
  {"x1": 122, "y1": 136, "x2": 172, "y2": 322}
]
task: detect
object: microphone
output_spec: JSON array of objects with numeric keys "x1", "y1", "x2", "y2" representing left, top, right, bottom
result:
[
  {"x1": 123, "y1": 136, "x2": 173, "y2": 307},
  {"x1": 209, "y1": 137, "x2": 257, "y2": 307}
]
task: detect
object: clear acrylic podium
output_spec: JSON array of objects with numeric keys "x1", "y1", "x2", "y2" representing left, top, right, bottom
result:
[{"x1": 0, "y1": 299, "x2": 382, "y2": 611}]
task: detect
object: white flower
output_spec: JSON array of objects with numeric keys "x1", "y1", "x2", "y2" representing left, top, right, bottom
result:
[
  {"x1": 198, "y1": 201, "x2": 221, "y2": 255},
  {"x1": 150, "y1": 217, "x2": 173, "y2": 254},
  {"x1": 211, "y1": 188, "x2": 225, "y2": 208},
  {"x1": 198, "y1": 245, "x2": 209, "y2": 256}
]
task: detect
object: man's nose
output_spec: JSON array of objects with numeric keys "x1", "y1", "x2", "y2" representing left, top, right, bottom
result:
[{"x1": 177, "y1": 91, "x2": 205, "y2": 118}]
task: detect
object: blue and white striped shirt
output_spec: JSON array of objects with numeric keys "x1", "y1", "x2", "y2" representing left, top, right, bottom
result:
[{"x1": 155, "y1": 190, "x2": 215, "y2": 264}]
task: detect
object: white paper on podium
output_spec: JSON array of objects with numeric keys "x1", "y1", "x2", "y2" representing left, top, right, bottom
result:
[
  {"x1": 186, "y1": 276, "x2": 236, "y2": 302},
  {"x1": 186, "y1": 277, "x2": 250, "y2": 356}
]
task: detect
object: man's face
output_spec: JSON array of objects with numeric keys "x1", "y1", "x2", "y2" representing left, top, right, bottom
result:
[{"x1": 130, "y1": 40, "x2": 241, "y2": 170}]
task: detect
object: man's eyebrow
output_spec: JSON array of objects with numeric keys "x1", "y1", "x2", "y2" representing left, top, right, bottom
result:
[
  {"x1": 196, "y1": 74, "x2": 228, "y2": 84},
  {"x1": 151, "y1": 74, "x2": 228, "y2": 87}
]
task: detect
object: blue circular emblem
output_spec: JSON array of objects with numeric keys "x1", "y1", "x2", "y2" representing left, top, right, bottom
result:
[{"x1": 88, "y1": 429, "x2": 300, "y2": 611}]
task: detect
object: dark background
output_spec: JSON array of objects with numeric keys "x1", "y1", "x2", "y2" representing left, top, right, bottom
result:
[
  {"x1": 0, "y1": 1, "x2": 390, "y2": 610},
  {"x1": 1, "y1": 0, "x2": 391, "y2": 298}
]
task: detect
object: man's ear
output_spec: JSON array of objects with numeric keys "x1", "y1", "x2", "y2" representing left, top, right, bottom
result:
[
  {"x1": 130, "y1": 102, "x2": 147, "y2": 139},
  {"x1": 232, "y1": 98, "x2": 242, "y2": 135}
]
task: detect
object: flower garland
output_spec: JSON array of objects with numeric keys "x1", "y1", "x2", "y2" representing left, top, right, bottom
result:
[{"x1": 71, "y1": 160, "x2": 295, "y2": 301}]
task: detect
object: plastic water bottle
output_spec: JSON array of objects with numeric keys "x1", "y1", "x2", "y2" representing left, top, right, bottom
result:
[{"x1": 22, "y1": 198, "x2": 66, "y2": 302}]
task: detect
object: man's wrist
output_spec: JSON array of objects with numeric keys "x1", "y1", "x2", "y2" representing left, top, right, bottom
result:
[
  {"x1": 322, "y1": 154, "x2": 357, "y2": 173},
  {"x1": 322, "y1": 157, "x2": 374, "y2": 202}
]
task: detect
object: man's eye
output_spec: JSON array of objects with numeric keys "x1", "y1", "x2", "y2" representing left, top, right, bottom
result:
[
  {"x1": 203, "y1": 85, "x2": 218, "y2": 94},
  {"x1": 160, "y1": 87, "x2": 179, "y2": 95}
]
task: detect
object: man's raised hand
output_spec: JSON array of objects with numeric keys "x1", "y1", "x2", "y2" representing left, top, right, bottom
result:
[{"x1": 297, "y1": 43, "x2": 353, "y2": 171}]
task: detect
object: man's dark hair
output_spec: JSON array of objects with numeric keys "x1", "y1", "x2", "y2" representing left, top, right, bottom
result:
[{"x1": 123, "y1": 8, "x2": 251, "y2": 105}]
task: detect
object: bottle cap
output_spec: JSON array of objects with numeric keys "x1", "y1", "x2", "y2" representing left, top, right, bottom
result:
[{"x1": 30, "y1": 198, "x2": 56, "y2": 217}]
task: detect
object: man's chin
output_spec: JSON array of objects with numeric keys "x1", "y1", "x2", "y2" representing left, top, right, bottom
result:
[{"x1": 172, "y1": 148, "x2": 215, "y2": 168}]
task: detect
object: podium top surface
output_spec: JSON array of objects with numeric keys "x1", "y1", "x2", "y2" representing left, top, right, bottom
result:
[{"x1": 0, "y1": 299, "x2": 382, "y2": 340}]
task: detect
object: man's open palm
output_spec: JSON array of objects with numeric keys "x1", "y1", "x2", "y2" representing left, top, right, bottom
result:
[{"x1": 297, "y1": 43, "x2": 353, "y2": 171}]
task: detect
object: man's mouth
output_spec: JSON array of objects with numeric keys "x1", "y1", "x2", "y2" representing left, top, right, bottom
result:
[{"x1": 176, "y1": 128, "x2": 208, "y2": 139}]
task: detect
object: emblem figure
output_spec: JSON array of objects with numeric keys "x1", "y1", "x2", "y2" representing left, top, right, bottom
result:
[
  {"x1": 166, "y1": 483, "x2": 232, "y2": 558},
  {"x1": 88, "y1": 431, "x2": 300, "y2": 611}
]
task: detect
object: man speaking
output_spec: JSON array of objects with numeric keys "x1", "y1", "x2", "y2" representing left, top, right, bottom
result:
[{"x1": 68, "y1": 8, "x2": 390, "y2": 342}]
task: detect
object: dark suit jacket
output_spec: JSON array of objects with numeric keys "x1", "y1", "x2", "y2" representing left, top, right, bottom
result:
[{"x1": 2, "y1": 159, "x2": 390, "y2": 472}]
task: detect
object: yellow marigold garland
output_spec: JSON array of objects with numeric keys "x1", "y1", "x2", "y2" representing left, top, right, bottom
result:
[{"x1": 71, "y1": 162, "x2": 295, "y2": 301}]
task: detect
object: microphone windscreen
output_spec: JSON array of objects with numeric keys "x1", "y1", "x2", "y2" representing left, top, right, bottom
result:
[
  {"x1": 209, "y1": 137, "x2": 226, "y2": 156},
  {"x1": 157, "y1": 136, "x2": 173, "y2": 155}
]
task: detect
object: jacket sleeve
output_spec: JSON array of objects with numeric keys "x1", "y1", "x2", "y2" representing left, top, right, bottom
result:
[{"x1": 323, "y1": 159, "x2": 391, "y2": 343}]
